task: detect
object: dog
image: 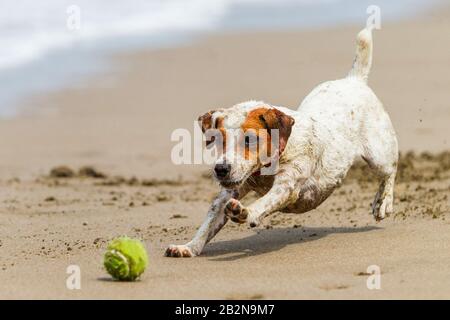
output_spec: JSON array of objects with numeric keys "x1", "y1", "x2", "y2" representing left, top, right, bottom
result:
[{"x1": 165, "y1": 28, "x2": 398, "y2": 257}]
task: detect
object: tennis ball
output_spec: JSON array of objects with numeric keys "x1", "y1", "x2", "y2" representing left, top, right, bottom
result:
[{"x1": 104, "y1": 237, "x2": 148, "y2": 281}]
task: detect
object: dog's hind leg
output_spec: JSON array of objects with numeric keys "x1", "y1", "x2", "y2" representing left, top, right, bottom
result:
[
  {"x1": 370, "y1": 172, "x2": 396, "y2": 221},
  {"x1": 362, "y1": 132, "x2": 398, "y2": 221}
]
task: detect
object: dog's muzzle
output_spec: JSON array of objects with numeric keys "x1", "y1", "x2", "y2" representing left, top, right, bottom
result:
[{"x1": 214, "y1": 163, "x2": 231, "y2": 179}]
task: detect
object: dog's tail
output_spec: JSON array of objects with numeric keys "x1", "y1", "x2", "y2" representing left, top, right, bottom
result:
[{"x1": 347, "y1": 28, "x2": 373, "y2": 83}]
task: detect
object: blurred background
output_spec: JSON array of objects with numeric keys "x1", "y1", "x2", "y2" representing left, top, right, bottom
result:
[
  {"x1": 1, "y1": 0, "x2": 448, "y2": 178},
  {"x1": 0, "y1": 0, "x2": 443, "y2": 117}
]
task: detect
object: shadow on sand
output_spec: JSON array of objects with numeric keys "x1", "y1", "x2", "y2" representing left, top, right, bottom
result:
[{"x1": 203, "y1": 226, "x2": 380, "y2": 261}]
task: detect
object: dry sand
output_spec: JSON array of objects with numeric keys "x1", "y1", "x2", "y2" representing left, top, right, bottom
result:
[{"x1": 0, "y1": 8, "x2": 449, "y2": 299}]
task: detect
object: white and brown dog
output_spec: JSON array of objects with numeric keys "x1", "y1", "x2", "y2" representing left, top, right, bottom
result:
[{"x1": 166, "y1": 28, "x2": 398, "y2": 257}]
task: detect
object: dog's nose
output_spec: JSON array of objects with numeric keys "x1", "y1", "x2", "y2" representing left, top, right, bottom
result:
[{"x1": 214, "y1": 163, "x2": 231, "y2": 179}]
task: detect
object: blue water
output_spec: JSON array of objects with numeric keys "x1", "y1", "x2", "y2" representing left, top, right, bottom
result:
[{"x1": 0, "y1": 0, "x2": 443, "y2": 117}]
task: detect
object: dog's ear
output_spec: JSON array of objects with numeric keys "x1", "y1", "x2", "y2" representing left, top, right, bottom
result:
[
  {"x1": 259, "y1": 109, "x2": 295, "y2": 155},
  {"x1": 198, "y1": 110, "x2": 217, "y2": 147}
]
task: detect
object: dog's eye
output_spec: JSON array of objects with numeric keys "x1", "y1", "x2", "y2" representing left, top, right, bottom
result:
[{"x1": 244, "y1": 135, "x2": 258, "y2": 148}]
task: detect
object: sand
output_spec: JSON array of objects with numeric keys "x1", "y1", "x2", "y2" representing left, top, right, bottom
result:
[{"x1": 0, "y1": 8, "x2": 449, "y2": 299}]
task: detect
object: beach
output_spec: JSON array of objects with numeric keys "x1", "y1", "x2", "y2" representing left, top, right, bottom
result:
[{"x1": 0, "y1": 6, "x2": 449, "y2": 299}]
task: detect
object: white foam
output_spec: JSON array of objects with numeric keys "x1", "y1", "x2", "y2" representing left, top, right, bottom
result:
[
  {"x1": 0, "y1": 0, "x2": 220, "y2": 70},
  {"x1": 0, "y1": 0, "x2": 341, "y2": 71}
]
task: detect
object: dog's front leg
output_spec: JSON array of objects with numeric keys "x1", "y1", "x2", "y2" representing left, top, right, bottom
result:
[
  {"x1": 225, "y1": 166, "x2": 305, "y2": 227},
  {"x1": 165, "y1": 186, "x2": 248, "y2": 257}
]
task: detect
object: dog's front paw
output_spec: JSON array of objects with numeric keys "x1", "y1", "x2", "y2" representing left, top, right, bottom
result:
[
  {"x1": 224, "y1": 199, "x2": 249, "y2": 224},
  {"x1": 165, "y1": 244, "x2": 195, "y2": 258}
]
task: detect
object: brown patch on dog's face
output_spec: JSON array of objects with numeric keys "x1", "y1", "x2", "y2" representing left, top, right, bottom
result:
[
  {"x1": 198, "y1": 110, "x2": 215, "y2": 147},
  {"x1": 241, "y1": 108, "x2": 271, "y2": 162},
  {"x1": 198, "y1": 110, "x2": 226, "y2": 151},
  {"x1": 260, "y1": 108, "x2": 295, "y2": 155},
  {"x1": 241, "y1": 107, "x2": 295, "y2": 162}
]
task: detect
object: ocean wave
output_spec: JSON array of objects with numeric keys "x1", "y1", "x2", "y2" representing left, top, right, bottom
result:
[
  {"x1": 0, "y1": 0, "x2": 441, "y2": 117},
  {"x1": 0, "y1": 0, "x2": 337, "y2": 71}
]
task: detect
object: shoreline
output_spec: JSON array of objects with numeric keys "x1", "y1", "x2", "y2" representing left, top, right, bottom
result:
[{"x1": 1, "y1": 0, "x2": 445, "y2": 119}]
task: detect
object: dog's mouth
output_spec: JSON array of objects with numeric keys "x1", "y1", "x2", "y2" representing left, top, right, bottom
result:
[
  {"x1": 217, "y1": 170, "x2": 257, "y2": 189},
  {"x1": 214, "y1": 164, "x2": 261, "y2": 189},
  {"x1": 218, "y1": 179, "x2": 242, "y2": 189}
]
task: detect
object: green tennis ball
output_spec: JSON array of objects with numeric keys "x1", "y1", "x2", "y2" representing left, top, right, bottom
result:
[{"x1": 104, "y1": 237, "x2": 148, "y2": 281}]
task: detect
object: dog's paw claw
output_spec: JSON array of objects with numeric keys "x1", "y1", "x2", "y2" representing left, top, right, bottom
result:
[
  {"x1": 224, "y1": 199, "x2": 248, "y2": 224},
  {"x1": 165, "y1": 244, "x2": 194, "y2": 258}
]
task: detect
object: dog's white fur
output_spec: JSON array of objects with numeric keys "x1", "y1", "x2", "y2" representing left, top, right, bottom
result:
[{"x1": 166, "y1": 28, "x2": 398, "y2": 258}]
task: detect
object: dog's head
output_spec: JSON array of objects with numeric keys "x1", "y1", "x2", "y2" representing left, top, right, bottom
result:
[{"x1": 198, "y1": 101, "x2": 295, "y2": 189}]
